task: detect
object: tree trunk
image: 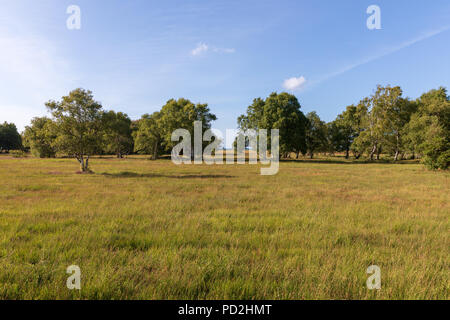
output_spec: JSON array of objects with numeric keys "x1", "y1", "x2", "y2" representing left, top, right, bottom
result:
[
  {"x1": 77, "y1": 156, "x2": 85, "y2": 172},
  {"x1": 309, "y1": 152, "x2": 314, "y2": 159},
  {"x1": 376, "y1": 146, "x2": 381, "y2": 160},
  {"x1": 345, "y1": 148, "x2": 349, "y2": 159},
  {"x1": 369, "y1": 144, "x2": 377, "y2": 161},
  {"x1": 394, "y1": 133, "x2": 400, "y2": 161},
  {"x1": 296, "y1": 151, "x2": 300, "y2": 159},
  {"x1": 77, "y1": 155, "x2": 90, "y2": 172},
  {"x1": 394, "y1": 150, "x2": 399, "y2": 161},
  {"x1": 152, "y1": 141, "x2": 159, "y2": 160}
]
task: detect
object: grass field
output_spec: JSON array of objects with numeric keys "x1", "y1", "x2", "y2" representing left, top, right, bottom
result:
[{"x1": 0, "y1": 155, "x2": 448, "y2": 299}]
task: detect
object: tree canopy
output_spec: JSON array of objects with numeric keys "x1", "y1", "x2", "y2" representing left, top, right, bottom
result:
[
  {"x1": 0, "y1": 122, "x2": 22, "y2": 152},
  {"x1": 46, "y1": 88, "x2": 103, "y2": 172},
  {"x1": 238, "y1": 92, "x2": 307, "y2": 158}
]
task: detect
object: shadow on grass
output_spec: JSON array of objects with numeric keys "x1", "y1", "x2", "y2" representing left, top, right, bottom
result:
[
  {"x1": 101, "y1": 171, "x2": 235, "y2": 179},
  {"x1": 280, "y1": 158, "x2": 419, "y2": 165}
]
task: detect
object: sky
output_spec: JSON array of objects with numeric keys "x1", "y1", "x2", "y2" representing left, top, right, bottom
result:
[{"x1": 1, "y1": 0, "x2": 449, "y2": 147}]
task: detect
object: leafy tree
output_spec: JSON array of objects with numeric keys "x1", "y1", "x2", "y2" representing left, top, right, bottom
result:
[
  {"x1": 305, "y1": 112, "x2": 328, "y2": 159},
  {"x1": 237, "y1": 98, "x2": 265, "y2": 132},
  {"x1": 133, "y1": 99, "x2": 217, "y2": 159},
  {"x1": 329, "y1": 104, "x2": 364, "y2": 159},
  {"x1": 238, "y1": 92, "x2": 307, "y2": 158},
  {"x1": 133, "y1": 112, "x2": 162, "y2": 159},
  {"x1": 46, "y1": 88, "x2": 103, "y2": 172},
  {"x1": 101, "y1": 111, "x2": 133, "y2": 158},
  {"x1": 158, "y1": 98, "x2": 217, "y2": 153},
  {"x1": 405, "y1": 87, "x2": 449, "y2": 169},
  {"x1": 352, "y1": 86, "x2": 404, "y2": 160},
  {"x1": 381, "y1": 96, "x2": 417, "y2": 161},
  {"x1": 0, "y1": 122, "x2": 22, "y2": 152},
  {"x1": 23, "y1": 117, "x2": 57, "y2": 158}
]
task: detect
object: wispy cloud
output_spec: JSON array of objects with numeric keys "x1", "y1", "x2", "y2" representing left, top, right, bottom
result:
[
  {"x1": 311, "y1": 25, "x2": 450, "y2": 87},
  {"x1": 191, "y1": 43, "x2": 209, "y2": 56},
  {"x1": 282, "y1": 76, "x2": 307, "y2": 91},
  {"x1": 191, "y1": 43, "x2": 235, "y2": 56}
]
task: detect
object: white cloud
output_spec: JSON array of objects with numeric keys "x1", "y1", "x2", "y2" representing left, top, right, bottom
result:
[
  {"x1": 191, "y1": 43, "x2": 235, "y2": 56},
  {"x1": 282, "y1": 76, "x2": 307, "y2": 91},
  {"x1": 312, "y1": 25, "x2": 450, "y2": 87},
  {"x1": 191, "y1": 43, "x2": 209, "y2": 56}
]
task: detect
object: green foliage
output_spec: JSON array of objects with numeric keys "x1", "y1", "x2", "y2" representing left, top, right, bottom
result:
[
  {"x1": 10, "y1": 150, "x2": 27, "y2": 158},
  {"x1": 23, "y1": 117, "x2": 57, "y2": 158},
  {"x1": 238, "y1": 92, "x2": 307, "y2": 157},
  {"x1": 133, "y1": 98, "x2": 217, "y2": 160},
  {"x1": 328, "y1": 104, "x2": 366, "y2": 158},
  {"x1": 46, "y1": 88, "x2": 104, "y2": 172},
  {"x1": 159, "y1": 98, "x2": 217, "y2": 150},
  {"x1": 404, "y1": 87, "x2": 449, "y2": 169},
  {"x1": 101, "y1": 111, "x2": 133, "y2": 158},
  {"x1": 305, "y1": 112, "x2": 328, "y2": 158},
  {"x1": 351, "y1": 86, "x2": 412, "y2": 161},
  {"x1": 133, "y1": 112, "x2": 162, "y2": 159},
  {"x1": 0, "y1": 122, "x2": 22, "y2": 152}
]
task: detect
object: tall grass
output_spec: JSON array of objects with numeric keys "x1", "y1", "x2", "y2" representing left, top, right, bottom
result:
[{"x1": 0, "y1": 155, "x2": 448, "y2": 299}]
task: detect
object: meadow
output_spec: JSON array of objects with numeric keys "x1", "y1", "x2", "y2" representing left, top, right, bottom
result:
[{"x1": 0, "y1": 155, "x2": 448, "y2": 299}]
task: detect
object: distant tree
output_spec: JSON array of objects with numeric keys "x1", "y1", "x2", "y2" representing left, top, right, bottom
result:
[
  {"x1": 0, "y1": 122, "x2": 22, "y2": 152},
  {"x1": 46, "y1": 88, "x2": 103, "y2": 172},
  {"x1": 352, "y1": 86, "x2": 404, "y2": 160},
  {"x1": 237, "y1": 98, "x2": 265, "y2": 132},
  {"x1": 101, "y1": 111, "x2": 133, "y2": 158},
  {"x1": 404, "y1": 87, "x2": 449, "y2": 169},
  {"x1": 158, "y1": 98, "x2": 217, "y2": 153},
  {"x1": 305, "y1": 112, "x2": 328, "y2": 159},
  {"x1": 383, "y1": 98, "x2": 417, "y2": 161},
  {"x1": 238, "y1": 92, "x2": 307, "y2": 158},
  {"x1": 329, "y1": 104, "x2": 367, "y2": 159},
  {"x1": 23, "y1": 117, "x2": 57, "y2": 158},
  {"x1": 133, "y1": 112, "x2": 162, "y2": 160}
]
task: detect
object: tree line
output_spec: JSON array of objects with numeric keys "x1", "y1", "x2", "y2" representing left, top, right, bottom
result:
[
  {"x1": 237, "y1": 85, "x2": 449, "y2": 169},
  {"x1": 0, "y1": 85, "x2": 448, "y2": 171}
]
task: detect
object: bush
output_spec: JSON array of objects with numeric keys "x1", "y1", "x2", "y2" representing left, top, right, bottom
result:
[{"x1": 10, "y1": 150, "x2": 27, "y2": 158}]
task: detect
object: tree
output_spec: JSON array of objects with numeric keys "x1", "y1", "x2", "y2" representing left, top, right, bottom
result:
[
  {"x1": 101, "y1": 111, "x2": 133, "y2": 158},
  {"x1": 404, "y1": 87, "x2": 449, "y2": 169},
  {"x1": 352, "y1": 86, "x2": 404, "y2": 160},
  {"x1": 133, "y1": 112, "x2": 162, "y2": 160},
  {"x1": 46, "y1": 88, "x2": 103, "y2": 172},
  {"x1": 238, "y1": 92, "x2": 307, "y2": 158},
  {"x1": 158, "y1": 98, "x2": 217, "y2": 154},
  {"x1": 329, "y1": 105, "x2": 360, "y2": 159},
  {"x1": 0, "y1": 122, "x2": 22, "y2": 152},
  {"x1": 23, "y1": 117, "x2": 57, "y2": 158},
  {"x1": 305, "y1": 112, "x2": 328, "y2": 159},
  {"x1": 382, "y1": 97, "x2": 417, "y2": 161},
  {"x1": 133, "y1": 98, "x2": 217, "y2": 160}
]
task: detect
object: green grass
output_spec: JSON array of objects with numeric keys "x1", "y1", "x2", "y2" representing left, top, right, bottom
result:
[{"x1": 0, "y1": 155, "x2": 448, "y2": 299}]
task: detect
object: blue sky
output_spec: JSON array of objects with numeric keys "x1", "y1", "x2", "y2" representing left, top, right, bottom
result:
[{"x1": 1, "y1": 0, "x2": 449, "y2": 146}]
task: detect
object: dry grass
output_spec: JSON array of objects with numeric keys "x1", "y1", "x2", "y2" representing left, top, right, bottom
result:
[{"x1": 0, "y1": 155, "x2": 448, "y2": 299}]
